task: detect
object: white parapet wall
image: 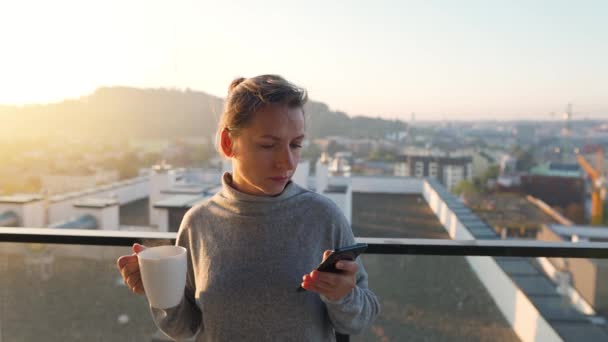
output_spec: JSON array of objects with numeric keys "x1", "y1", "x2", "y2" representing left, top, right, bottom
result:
[
  {"x1": 293, "y1": 161, "x2": 311, "y2": 190},
  {"x1": 323, "y1": 184, "x2": 352, "y2": 224},
  {"x1": 350, "y1": 176, "x2": 423, "y2": 194},
  {"x1": 73, "y1": 198, "x2": 120, "y2": 231},
  {"x1": 0, "y1": 195, "x2": 45, "y2": 228},
  {"x1": 48, "y1": 177, "x2": 148, "y2": 224},
  {"x1": 422, "y1": 180, "x2": 563, "y2": 342}
]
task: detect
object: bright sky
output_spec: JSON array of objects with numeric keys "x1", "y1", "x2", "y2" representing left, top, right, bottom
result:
[{"x1": 0, "y1": 0, "x2": 606, "y2": 120}]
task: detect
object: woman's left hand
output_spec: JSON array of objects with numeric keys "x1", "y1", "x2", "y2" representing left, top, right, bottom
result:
[{"x1": 301, "y1": 250, "x2": 358, "y2": 301}]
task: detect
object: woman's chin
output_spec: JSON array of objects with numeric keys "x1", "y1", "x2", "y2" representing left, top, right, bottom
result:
[{"x1": 261, "y1": 183, "x2": 287, "y2": 196}]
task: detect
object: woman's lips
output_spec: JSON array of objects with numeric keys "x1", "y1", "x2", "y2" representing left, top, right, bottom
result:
[{"x1": 269, "y1": 176, "x2": 289, "y2": 182}]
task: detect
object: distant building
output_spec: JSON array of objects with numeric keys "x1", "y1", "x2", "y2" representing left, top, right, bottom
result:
[
  {"x1": 395, "y1": 148, "x2": 472, "y2": 190},
  {"x1": 329, "y1": 152, "x2": 352, "y2": 176},
  {"x1": 353, "y1": 160, "x2": 395, "y2": 176},
  {"x1": 471, "y1": 150, "x2": 496, "y2": 180},
  {"x1": 521, "y1": 163, "x2": 586, "y2": 221},
  {"x1": 539, "y1": 224, "x2": 608, "y2": 317},
  {"x1": 497, "y1": 154, "x2": 521, "y2": 189},
  {"x1": 516, "y1": 123, "x2": 536, "y2": 145}
]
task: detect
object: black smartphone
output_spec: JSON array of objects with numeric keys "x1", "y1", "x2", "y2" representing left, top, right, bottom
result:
[
  {"x1": 297, "y1": 243, "x2": 368, "y2": 292},
  {"x1": 315, "y1": 243, "x2": 368, "y2": 273}
]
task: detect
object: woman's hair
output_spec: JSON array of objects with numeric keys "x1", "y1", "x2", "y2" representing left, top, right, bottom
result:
[{"x1": 216, "y1": 75, "x2": 308, "y2": 154}]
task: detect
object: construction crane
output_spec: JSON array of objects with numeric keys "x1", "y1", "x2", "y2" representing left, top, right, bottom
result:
[{"x1": 576, "y1": 148, "x2": 605, "y2": 225}]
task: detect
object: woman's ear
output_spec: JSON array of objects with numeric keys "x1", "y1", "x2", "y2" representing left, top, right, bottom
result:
[{"x1": 220, "y1": 128, "x2": 234, "y2": 157}]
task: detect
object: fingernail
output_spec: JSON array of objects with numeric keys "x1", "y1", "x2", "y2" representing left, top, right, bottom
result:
[{"x1": 336, "y1": 262, "x2": 345, "y2": 268}]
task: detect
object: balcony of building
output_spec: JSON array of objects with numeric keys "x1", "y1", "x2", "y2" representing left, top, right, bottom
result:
[{"x1": 2, "y1": 174, "x2": 608, "y2": 341}]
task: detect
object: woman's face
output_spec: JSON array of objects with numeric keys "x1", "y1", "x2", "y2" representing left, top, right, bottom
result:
[{"x1": 229, "y1": 104, "x2": 305, "y2": 196}]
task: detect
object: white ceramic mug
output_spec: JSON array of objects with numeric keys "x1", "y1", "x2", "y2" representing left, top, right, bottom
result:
[{"x1": 138, "y1": 245, "x2": 187, "y2": 309}]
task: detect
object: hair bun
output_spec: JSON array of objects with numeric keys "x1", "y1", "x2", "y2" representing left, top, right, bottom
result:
[{"x1": 228, "y1": 77, "x2": 246, "y2": 93}]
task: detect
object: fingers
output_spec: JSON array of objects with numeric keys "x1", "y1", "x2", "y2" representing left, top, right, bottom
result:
[
  {"x1": 121, "y1": 263, "x2": 145, "y2": 295},
  {"x1": 120, "y1": 261, "x2": 140, "y2": 279},
  {"x1": 117, "y1": 243, "x2": 145, "y2": 270},
  {"x1": 301, "y1": 273, "x2": 353, "y2": 301},
  {"x1": 301, "y1": 261, "x2": 358, "y2": 300},
  {"x1": 322, "y1": 250, "x2": 332, "y2": 261},
  {"x1": 116, "y1": 244, "x2": 147, "y2": 295},
  {"x1": 126, "y1": 272, "x2": 144, "y2": 293},
  {"x1": 133, "y1": 243, "x2": 147, "y2": 254},
  {"x1": 304, "y1": 271, "x2": 333, "y2": 288},
  {"x1": 116, "y1": 254, "x2": 137, "y2": 270},
  {"x1": 334, "y1": 260, "x2": 359, "y2": 275},
  {"x1": 301, "y1": 278, "x2": 333, "y2": 294},
  {"x1": 132, "y1": 277, "x2": 145, "y2": 295}
]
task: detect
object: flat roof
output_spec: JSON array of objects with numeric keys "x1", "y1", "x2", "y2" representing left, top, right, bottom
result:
[
  {"x1": 153, "y1": 194, "x2": 210, "y2": 209},
  {"x1": 0, "y1": 194, "x2": 43, "y2": 204},
  {"x1": 74, "y1": 198, "x2": 118, "y2": 209},
  {"x1": 352, "y1": 193, "x2": 448, "y2": 239},
  {"x1": 352, "y1": 191, "x2": 520, "y2": 342},
  {"x1": 49, "y1": 177, "x2": 148, "y2": 203},
  {"x1": 550, "y1": 224, "x2": 608, "y2": 239},
  {"x1": 426, "y1": 179, "x2": 608, "y2": 340},
  {"x1": 161, "y1": 186, "x2": 207, "y2": 195}
]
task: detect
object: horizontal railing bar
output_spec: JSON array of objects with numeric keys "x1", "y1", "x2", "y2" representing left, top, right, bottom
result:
[
  {"x1": 2, "y1": 228, "x2": 608, "y2": 258},
  {"x1": 0, "y1": 227, "x2": 176, "y2": 246},
  {"x1": 357, "y1": 237, "x2": 608, "y2": 258}
]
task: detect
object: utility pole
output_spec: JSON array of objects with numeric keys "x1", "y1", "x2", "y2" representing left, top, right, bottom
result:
[{"x1": 562, "y1": 103, "x2": 574, "y2": 162}]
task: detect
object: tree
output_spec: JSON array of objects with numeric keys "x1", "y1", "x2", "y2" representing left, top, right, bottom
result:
[
  {"x1": 479, "y1": 165, "x2": 500, "y2": 189},
  {"x1": 367, "y1": 149, "x2": 397, "y2": 162},
  {"x1": 452, "y1": 180, "x2": 479, "y2": 196},
  {"x1": 326, "y1": 140, "x2": 347, "y2": 156},
  {"x1": 511, "y1": 145, "x2": 537, "y2": 172},
  {"x1": 116, "y1": 152, "x2": 140, "y2": 179}
]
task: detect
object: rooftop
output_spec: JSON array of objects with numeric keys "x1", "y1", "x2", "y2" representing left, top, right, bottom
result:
[
  {"x1": 352, "y1": 193, "x2": 447, "y2": 239},
  {"x1": 0, "y1": 193, "x2": 43, "y2": 204},
  {"x1": 530, "y1": 162, "x2": 582, "y2": 178},
  {"x1": 73, "y1": 197, "x2": 118, "y2": 209},
  {"x1": 351, "y1": 191, "x2": 518, "y2": 340},
  {"x1": 153, "y1": 194, "x2": 210, "y2": 209}
]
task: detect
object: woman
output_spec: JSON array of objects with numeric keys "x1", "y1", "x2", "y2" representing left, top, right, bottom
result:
[{"x1": 117, "y1": 75, "x2": 380, "y2": 341}]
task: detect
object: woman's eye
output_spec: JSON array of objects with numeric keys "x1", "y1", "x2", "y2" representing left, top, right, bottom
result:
[
  {"x1": 260, "y1": 145, "x2": 275, "y2": 149},
  {"x1": 291, "y1": 144, "x2": 303, "y2": 149}
]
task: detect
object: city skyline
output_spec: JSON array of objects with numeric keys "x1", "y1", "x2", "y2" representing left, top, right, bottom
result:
[{"x1": 1, "y1": 0, "x2": 607, "y2": 120}]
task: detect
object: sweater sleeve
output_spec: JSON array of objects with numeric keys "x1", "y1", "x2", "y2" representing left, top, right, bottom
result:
[
  {"x1": 149, "y1": 211, "x2": 203, "y2": 339},
  {"x1": 321, "y1": 207, "x2": 381, "y2": 335}
]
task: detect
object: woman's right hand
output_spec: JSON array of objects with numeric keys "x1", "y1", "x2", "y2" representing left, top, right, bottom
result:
[{"x1": 116, "y1": 243, "x2": 147, "y2": 295}]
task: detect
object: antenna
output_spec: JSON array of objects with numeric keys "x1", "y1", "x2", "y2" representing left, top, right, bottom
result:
[
  {"x1": 562, "y1": 103, "x2": 573, "y2": 137},
  {"x1": 561, "y1": 103, "x2": 574, "y2": 162}
]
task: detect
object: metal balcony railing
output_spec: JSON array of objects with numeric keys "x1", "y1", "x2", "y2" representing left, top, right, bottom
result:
[{"x1": 2, "y1": 227, "x2": 608, "y2": 342}]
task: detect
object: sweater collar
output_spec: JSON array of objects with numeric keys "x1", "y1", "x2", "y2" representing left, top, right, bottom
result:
[{"x1": 219, "y1": 172, "x2": 304, "y2": 204}]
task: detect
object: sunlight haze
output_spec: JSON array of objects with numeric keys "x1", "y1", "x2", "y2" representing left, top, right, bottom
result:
[{"x1": 0, "y1": 0, "x2": 606, "y2": 120}]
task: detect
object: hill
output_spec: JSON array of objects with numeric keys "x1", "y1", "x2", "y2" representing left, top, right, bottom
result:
[{"x1": 0, "y1": 87, "x2": 407, "y2": 141}]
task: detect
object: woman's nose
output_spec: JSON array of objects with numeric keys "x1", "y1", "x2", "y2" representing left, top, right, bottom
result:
[{"x1": 276, "y1": 148, "x2": 296, "y2": 170}]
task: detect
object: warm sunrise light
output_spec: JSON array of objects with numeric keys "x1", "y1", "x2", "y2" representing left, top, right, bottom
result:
[{"x1": 0, "y1": 0, "x2": 606, "y2": 119}]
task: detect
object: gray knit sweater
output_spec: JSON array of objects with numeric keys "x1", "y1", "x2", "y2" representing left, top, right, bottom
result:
[{"x1": 150, "y1": 173, "x2": 380, "y2": 341}]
